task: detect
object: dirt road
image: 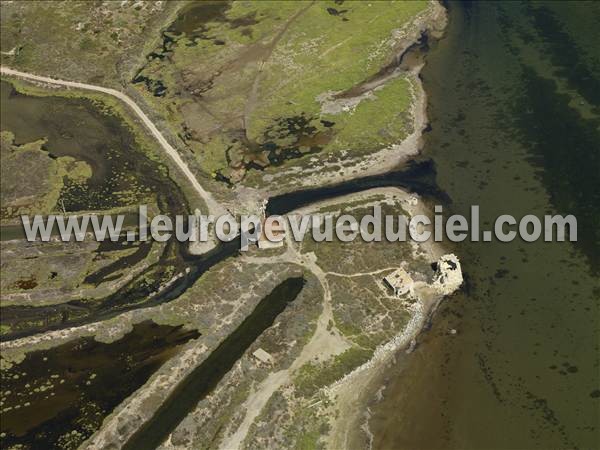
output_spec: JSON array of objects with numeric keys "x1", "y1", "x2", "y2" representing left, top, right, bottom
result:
[{"x1": 0, "y1": 66, "x2": 226, "y2": 217}]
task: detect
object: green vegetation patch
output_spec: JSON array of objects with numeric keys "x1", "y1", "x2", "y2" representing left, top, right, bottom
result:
[
  {"x1": 294, "y1": 346, "x2": 373, "y2": 398},
  {"x1": 0, "y1": 131, "x2": 94, "y2": 220},
  {"x1": 329, "y1": 275, "x2": 411, "y2": 350},
  {"x1": 300, "y1": 202, "x2": 416, "y2": 274},
  {"x1": 1, "y1": 131, "x2": 60, "y2": 219},
  {"x1": 322, "y1": 76, "x2": 414, "y2": 155},
  {"x1": 0, "y1": 0, "x2": 177, "y2": 86},
  {"x1": 248, "y1": 1, "x2": 425, "y2": 138},
  {"x1": 131, "y1": 0, "x2": 427, "y2": 183}
]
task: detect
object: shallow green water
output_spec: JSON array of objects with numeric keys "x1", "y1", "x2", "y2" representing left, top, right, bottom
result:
[{"x1": 369, "y1": 2, "x2": 599, "y2": 449}]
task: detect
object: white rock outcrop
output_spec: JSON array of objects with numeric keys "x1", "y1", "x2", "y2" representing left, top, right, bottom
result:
[{"x1": 432, "y1": 253, "x2": 463, "y2": 295}]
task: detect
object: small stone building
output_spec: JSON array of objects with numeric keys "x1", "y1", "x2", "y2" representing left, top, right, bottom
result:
[
  {"x1": 252, "y1": 348, "x2": 274, "y2": 365},
  {"x1": 383, "y1": 268, "x2": 413, "y2": 297},
  {"x1": 258, "y1": 216, "x2": 285, "y2": 249}
]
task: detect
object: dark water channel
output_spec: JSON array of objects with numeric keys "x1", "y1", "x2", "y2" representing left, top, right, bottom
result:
[
  {"x1": 369, "y1": 2, "x2": 600, "y2": 449},
  {"x1": 1, "y1": 133, "x2": 441, "y2": 341},
  {"x1": 0, "y1": 321, "x2": 199, "y2": 449},
  {"x1": 0, "y1": 238, "x2": 241, "y2": 341},
  {"x1": 0, "y1": 80, "x2": 198, "y2": 339},
  {"x1": 0, "y1": 60, "x2": 451, "y2": 449},
  {"x1": 267, "y1": 159, "x2": 447, "y2": 216},
  {"x1": 122, "y1": 277, "x2": 305, "y2": 450},
  {"x1": 11, "y1": 5, "x2": 596, "y2": 446}
]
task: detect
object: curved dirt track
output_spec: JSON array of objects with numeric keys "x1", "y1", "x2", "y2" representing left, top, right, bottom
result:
[{"x1": 0, "y1": 66, "x2": 225, "y2": 217}]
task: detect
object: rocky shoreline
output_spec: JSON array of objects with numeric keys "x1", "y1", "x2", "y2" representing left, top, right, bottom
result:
[
  {"x1": 90, "y1": 4, "x2": 452, "y2": 448},
  {"x1": 0, "y1": 3, "x2": 454, "y2": 449},
  {"x1": 320, "y1": 4, "x2": 453, "y2": 447}
]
